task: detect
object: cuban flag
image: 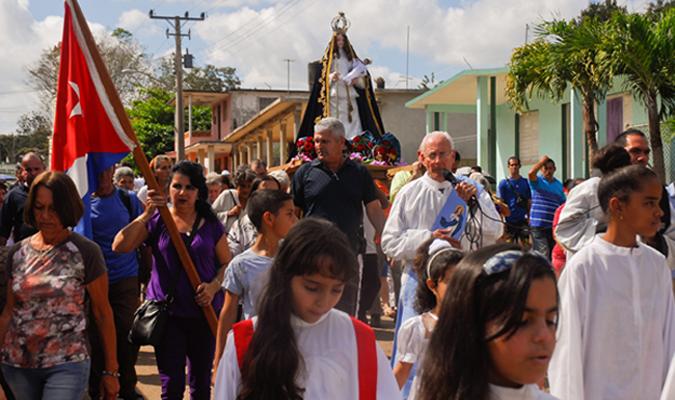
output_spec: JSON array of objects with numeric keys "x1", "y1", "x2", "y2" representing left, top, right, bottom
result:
[{"x1": 51, "y1": 0, "x2": 136, "y2": 238}]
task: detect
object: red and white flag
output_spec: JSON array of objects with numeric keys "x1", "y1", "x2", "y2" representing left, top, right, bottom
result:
[{"x1": 51, "y1": 0, "x2": 136, "y2": 237}]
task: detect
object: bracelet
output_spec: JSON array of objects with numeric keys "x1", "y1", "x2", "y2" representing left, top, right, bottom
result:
[{"x1": 102, "y1": 370, "x2": 120, "y2": 378}]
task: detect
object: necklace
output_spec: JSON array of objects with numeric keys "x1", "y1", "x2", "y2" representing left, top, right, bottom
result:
[{"x1": 31, "y1": 240, "x2": 56, "y2": 256}]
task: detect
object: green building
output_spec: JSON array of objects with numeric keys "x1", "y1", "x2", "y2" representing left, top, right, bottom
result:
[{"x1": 406, "y1": 67, "x2": 673, "y2": 183}]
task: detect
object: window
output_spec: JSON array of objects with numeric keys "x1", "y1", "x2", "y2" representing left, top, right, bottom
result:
[
  {"x1": 518, "y1": 110, "x2": 539, "y2": 165},
  {"x1": 258, "y1": 97, "x2": 276, "y2": 111},
  {"x1": 606, "y1": 96, "x2": 624, "y2": 143}
]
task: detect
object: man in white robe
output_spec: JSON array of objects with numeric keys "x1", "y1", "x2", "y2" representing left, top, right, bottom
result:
[
  {"x1": 549, "y1": 235, "x2": 675, "y2": 400},
  {"x1": 381, "y1": 131, "x2": 502, "y2": 397}
]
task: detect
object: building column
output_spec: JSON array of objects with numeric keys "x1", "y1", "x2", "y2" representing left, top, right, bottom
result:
[
  {"x1": 570, "y1": 88, "x2": 585, "y2": 178},
  {"x1": 197, "y1": 148, "x2": 206, "y2": 166},
  {"x1": 476, "y1": 76, "x2": 489, "y2": 167},
  {"x1": 238, "y1": 146, "x2": 245, "y2": 170},
  {"x1": 425, "y1": 109, "x2": 433, "y2": 134},
  {"x1": 293, "y1": 109, "x2": 301, "y2": 142},
  {"x1": 247, "y1": 143, "x2": 254, "y2": 165},
  {"x1": 207, "y1": 145, "x2": 215, "y2": 173},
  {"x1": 280, "y1": 123, "x2": 287, "y2": 164},
  {"x1": 597, "y1": 99, "x2": 607, "y2": 148},
  {"x1": 232, "y1": 148, "x2": 238, "y2": 171},
  {"x1": 440, "y1": 111, "x2": 448, "y2": 132},
  {"x1": 266, "y1": 129, "x2": 273, "y2": 167},
  {"x1": 256, "y1": 135, "x2": 263, "y2": 160}
]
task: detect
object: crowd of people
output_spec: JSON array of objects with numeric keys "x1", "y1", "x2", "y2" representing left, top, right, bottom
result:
[{"x1": 0, "y1": 118, "x2": 674, "y2": 400}]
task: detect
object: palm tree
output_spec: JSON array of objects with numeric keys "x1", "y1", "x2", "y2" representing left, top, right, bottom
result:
[
  {"x1": 506, "y1": 17, "x2": 614, "y2": 165},
  {"x1": 603, "y1": 8, "x2": 675, "y2": 183}
]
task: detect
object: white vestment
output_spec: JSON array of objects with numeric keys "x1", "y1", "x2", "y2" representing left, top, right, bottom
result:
[
  {"x1": 661, "y1": 355, "x2": 675, "y2": 400},
  {"x1": 555, "y1": 177, "x2": 605, "y2": 256},
  {"x1": 382, "y1": 173, "x2": 502, "y2": 265},
  {"x1": 489, "y1": 384, "x2": 559, "y2": 400},
  {"x1": 329, "y1": 50, "x2": 367, "y2": 140},
  {"x1": 549, "y1": 235, "x2": 675, "y2": 400},
  {"x1": 213, "y1": 309, "x2": 401, "y2": 400}
]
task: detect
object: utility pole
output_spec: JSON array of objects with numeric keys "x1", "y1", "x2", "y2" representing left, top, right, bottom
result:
[
  {"x1": 149, "y1": 10, "x2": 205, "y2": 161},
  {"x1": 525, "y1": 23, "x2": 530, "y2": 44},
  {"x1": 283, "y1": 59, "x2": 294, "y2": 94},
  {"x1": 405, "y1": 25, "x2": 410, "y2": 90}
]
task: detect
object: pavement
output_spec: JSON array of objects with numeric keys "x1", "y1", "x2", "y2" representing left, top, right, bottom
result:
[{"x1": 135, "y1": 316, "x2": 395, "y2": 399}]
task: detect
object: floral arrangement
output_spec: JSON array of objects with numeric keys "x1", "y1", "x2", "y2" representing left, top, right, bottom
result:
[
  {"x1": 370, "y1": 133, "x2": 401, "y2": 166},
  {"x1": 294, "y1": 136, "x2": 316, "y2": 162},
  {"x1": 350, "y1": 133, "x2": 375, "y2": 159},
  {"x1": 292, "y1": 131, "x2": 402, "y2": 166}
]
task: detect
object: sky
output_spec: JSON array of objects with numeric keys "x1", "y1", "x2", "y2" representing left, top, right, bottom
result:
[{"x1": 0, "y1": 0, "x2": 652, "y2": 133}]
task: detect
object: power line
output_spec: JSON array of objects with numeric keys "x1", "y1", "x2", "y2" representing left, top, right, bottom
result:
[
  {"x1": 205, "y1": 0, "x2": 304, "y2": 56},
  {"x1": 198, "y1": 0, "x2": 302, "y2": 55}
]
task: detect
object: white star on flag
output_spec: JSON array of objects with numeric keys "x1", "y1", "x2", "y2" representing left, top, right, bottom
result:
[{"x1": 68, "y1": 81, "x2": 82, "y2": 118}]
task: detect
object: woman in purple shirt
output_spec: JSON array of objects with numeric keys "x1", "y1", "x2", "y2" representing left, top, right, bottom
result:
[{"x1": 114, "y1": 161, "x2": 231, "y2": 399}]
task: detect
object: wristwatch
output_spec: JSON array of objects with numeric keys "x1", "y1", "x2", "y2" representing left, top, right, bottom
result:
[{"x1": 102, "y1": 370, "x2": 120, "y2": 378}]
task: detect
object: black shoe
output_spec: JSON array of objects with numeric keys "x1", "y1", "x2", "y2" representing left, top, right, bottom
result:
[{"x1": 120, "y1": 388, "x2": 145, "y2": 400}]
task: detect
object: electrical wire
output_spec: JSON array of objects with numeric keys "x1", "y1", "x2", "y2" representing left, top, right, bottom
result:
[
  {"x1": 192, "y1": 0, "x2": 302, "y2": 59},
  {"x1": 206, "y1": 0, "x2": 306, "y2": 56}
]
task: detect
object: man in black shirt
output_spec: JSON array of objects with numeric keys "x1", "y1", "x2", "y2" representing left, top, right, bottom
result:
[
  {"x1": 292, "y1": 117, "x2": 386, "y2": 315},
  {"x1": 0, "y1": 152, "x2": 45, "y2": 245}
]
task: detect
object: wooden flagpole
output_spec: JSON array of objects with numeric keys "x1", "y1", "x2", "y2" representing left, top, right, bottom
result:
[{"x1": 68, "y1": 0, "x2": 218, "y2": 335}]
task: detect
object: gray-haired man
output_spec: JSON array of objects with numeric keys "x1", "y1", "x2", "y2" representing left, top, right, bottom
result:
[{"x1": 291, "y1": 117, "x2": 386, "y2": 315}]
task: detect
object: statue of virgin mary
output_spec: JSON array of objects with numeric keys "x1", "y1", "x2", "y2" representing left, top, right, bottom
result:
[{"x1": 296, "y1": 12, "x2": 385, "y2": 142}]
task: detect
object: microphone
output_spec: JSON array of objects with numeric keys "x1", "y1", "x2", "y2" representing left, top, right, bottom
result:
[
  {"x1": 443, "y1": 169, "x2": 459, "y2": 185},
  {"x1": 444, "y1": 169, "x2": 478, "y2": 208}
]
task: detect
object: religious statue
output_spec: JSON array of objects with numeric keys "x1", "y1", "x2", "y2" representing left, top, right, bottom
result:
[{"x1": 296, "y1": 12, "x2": 385, "y2": 142}]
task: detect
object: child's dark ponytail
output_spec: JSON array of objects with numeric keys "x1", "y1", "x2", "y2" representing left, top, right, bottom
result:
[{"x1": 413, "y1": 238, "x2": 463, "y2": 313}]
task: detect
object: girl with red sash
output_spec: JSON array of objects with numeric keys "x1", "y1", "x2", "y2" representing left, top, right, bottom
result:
[{"x1": 213, "y1": 218, "x2": 400, "y2": 400}]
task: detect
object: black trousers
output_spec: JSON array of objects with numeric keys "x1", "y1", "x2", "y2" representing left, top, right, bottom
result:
[
  {"x1": 335, "y1": 257, "x2": 359, "y2": 316},
  {"x1": 89, "y1": 276, "x2": 140, "y2": 399},
  {"x1": 358, "y1": 253, "x2": 382, "y2": 321}
]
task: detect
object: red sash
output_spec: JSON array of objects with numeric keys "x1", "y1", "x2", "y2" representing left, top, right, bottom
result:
[{"x1": 232, "y1": 316, "x2": 377, "y2": 400}]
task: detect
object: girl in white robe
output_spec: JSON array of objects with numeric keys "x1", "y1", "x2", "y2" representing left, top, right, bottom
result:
[
  {"x1": 213, "y1": 218, "x2": 400, "y2": 400},
  {"x1": 555, "y1": 143, "x2": 631, "y2": 257},
  {"x1": 416, "y1": 244, "x2": 560, "y2": 400},
  {"x1": 549, "y1": 165, "x2": 675, "y2": 400},
  {"x1": 393, "y1": 239, "x2": 463, "y2": 399}
]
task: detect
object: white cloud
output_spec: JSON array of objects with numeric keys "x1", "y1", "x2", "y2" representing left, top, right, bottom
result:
[
  {"x1": 118, "y1": 9, "x2": 159, "y2": 34},
  {"x1": 193, "y1": 0, "x2": 649, "y2": 92},
  {"x1": 0, "y1": 0, "x2": 106, "y2": 133}
]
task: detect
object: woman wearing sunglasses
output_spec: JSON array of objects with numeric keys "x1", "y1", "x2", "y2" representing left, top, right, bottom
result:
[{"x1": 114, "y1": 161, "x2": 231, "y2": 400}]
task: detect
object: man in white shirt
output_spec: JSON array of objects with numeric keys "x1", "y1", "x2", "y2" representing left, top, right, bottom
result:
[{"x1": 381, "y1": 131, "x2": 502, "y2": 396}]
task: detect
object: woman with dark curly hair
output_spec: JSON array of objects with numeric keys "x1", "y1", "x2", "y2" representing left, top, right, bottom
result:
[{"x1": 114, "y1": 161, "x2": 231, "y2": 399}]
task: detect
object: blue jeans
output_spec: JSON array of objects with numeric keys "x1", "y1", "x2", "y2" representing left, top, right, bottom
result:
[
  {"x1": 1, "y1": 359, "x2": 90, "y2": 400},
  {"x1": 531, "y1": 227, "x2": 554, "y2": 259}
]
